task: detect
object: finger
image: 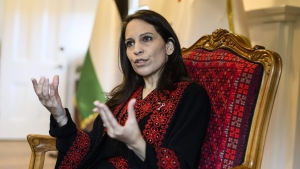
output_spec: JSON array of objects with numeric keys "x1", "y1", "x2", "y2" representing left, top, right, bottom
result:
[
  {"x1": 31, "y1": 78, "x2": 38, "y2": 92},
  {"x1": 93, "y1": 100, "x2": 103, "y2": 114},
  {"x1": 95, "y1": 102, "x2": 121, "y2": 136},
  {"x1": 100, "y1": 104, "x2": 120, "y2": 128},
  {"x1": 98, "y1": 107, "x2": 115, "y2": 135},
  {"x1": 98, "y1": 104, "x2": 114, "y2": 129},
  {"x1": 52, "y1": 75, "x2": 59, "y2": 93},
  {"x1": 35, "y1": 76, "x2": 45, "y2": 96},
  {"x1": 49, "y1": 83, "x2": 56, "y2": 102},
  {"x1": 127, "y1": 99, "x2": 137, "y2": 122},
  {"x1": 94, "y1": 101, "x2": 110, "y2": 127},
  {"x1": 42, "y1": 78, "x2": 50, "y2": 99},
  {"x1": 93, "y1": 106, "x2": 107, "y2": 127}
]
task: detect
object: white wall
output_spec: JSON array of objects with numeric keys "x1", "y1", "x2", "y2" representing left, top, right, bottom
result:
[
  {"x1": 244, "y1": 0, "x2": 300, "y2": 11},
  {"x1": 0, "y1": 0, "x2": 3, "y2": 56},
  {"x1": 244, "y1": 0, "x2": 300, "y2": 169},
  {"x1": 292, "y1": 19, "x2": 300, "y2": 169},
  {"x1": 0, "y1": 0, "x2": 3, "y2": 42}
]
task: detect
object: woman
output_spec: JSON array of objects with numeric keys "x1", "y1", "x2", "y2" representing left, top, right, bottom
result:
[{"x1": 31, "y1": 10, "x2": 210, "y2": 169}]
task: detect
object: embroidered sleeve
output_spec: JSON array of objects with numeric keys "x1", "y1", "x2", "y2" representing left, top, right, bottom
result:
[
  {"x1": 49, "y1": 109, "x2": 92, "y2": 169},
  {"x1": 59, "y1": 130, "x2": 90, "y2": 169},
  {"x1": 154, "y1": 147, "x2": 180, "y2": 168},
  {"x1": 108, "y1": 156, "x2": 129, "y2": 169}
]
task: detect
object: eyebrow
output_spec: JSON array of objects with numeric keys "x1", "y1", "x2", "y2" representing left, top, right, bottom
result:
[{"x1": 140, "y1": 32, "x2": 154, "y2": 36}]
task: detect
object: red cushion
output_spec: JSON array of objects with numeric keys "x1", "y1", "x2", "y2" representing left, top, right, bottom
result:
[{"x1": 183, "y1": 48, "x2": 263, "y2": 169}]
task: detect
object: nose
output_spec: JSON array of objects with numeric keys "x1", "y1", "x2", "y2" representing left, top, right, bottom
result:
[{"x1": 133, "y1": 43, "x2": 143, "y2": 55}]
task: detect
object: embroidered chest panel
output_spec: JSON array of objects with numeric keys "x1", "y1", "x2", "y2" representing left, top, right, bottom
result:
[{"x1": 113, "y1": 82, "x2": 190, "y2": 147}]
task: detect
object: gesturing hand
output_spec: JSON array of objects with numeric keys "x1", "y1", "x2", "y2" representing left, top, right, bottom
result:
[
  {"x1": 31, "y1": 75, "x2": 67, "y2": 126},
  {"x1": 93, "y1": 99, "x2": 146, "y2": 160}
]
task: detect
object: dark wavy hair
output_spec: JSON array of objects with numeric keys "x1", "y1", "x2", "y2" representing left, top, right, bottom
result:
[{"x1": 106, "y1": 10, "x2": 190, "y2": 109}]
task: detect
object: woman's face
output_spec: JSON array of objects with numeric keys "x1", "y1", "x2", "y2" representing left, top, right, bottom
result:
[{"x1": 125, "y1": 19, "x2": 172, "y2": 81}]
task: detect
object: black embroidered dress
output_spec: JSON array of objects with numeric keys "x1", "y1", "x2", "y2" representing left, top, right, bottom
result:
[{"x1": 50, "y1": 82, "x2": 210, "y2": 169}]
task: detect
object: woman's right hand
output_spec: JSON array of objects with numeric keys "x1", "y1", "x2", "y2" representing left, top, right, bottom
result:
[{"x1": 31, "y1": 75, "x2": 67, "y2": 127}]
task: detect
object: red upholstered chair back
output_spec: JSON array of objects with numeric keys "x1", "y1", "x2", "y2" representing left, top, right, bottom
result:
[{"x1": 182, "y1": 29, "x2": 282, "y2": 169}]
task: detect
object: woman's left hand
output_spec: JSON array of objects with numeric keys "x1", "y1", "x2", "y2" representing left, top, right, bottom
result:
[{"x1": 93, "y1": 99, "x2": 146, "y2": 160}]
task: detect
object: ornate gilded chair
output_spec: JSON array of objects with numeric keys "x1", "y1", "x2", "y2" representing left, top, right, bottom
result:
[
  {"x1": 27, "y1": 29, "x2": 282, "y2": 169},
  {"x1": 182, "y1": 29, "x2": 282, "y2": 169}
]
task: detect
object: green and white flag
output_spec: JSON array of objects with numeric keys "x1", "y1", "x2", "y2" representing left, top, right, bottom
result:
[
  {"x1": 147, "y1": 0, "x2": 250, "y2": 48},
  {"x1": 76, "y1": 0, "x2": 123, "y2": 129}
]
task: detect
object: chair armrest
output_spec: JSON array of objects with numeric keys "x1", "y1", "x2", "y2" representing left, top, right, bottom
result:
[{"x1": 27, "y1": 134, "x2": 57, "y2": 169}]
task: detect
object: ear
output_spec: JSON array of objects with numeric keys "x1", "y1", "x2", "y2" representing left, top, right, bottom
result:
[{"x1": 166, "y1": 40, "x2": 174, "y2": 55}]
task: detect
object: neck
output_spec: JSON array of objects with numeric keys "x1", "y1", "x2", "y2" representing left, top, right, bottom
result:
[
  {"x1": 142, "y1": 86, "x2": 156, "y2": 99},
  {"x1": 142, "y1": 75, "x2": 159, "y2": 98}
]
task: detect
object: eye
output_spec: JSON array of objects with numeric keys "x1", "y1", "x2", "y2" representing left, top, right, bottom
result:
[
  {"x1": 125, "y1": 40, "x2": 134, "y2": 47},
  {"x1": 142, "y1": 35, "x2": 152, "y2": 42}
]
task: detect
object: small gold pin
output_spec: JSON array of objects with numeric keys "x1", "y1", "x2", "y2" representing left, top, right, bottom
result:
[{"x1": 157, "y1": 102, "x2": 165, "y2": 110}]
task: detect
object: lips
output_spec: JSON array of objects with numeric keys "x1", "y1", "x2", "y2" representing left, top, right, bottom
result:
[
  {"x1": 134, "y1": 58, "x2": 148, "y2": 63},
  {"x1": 134, "y1": 58, "x2": 149, "y2": 66}
]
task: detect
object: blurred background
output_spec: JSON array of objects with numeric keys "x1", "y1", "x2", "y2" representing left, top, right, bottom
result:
[{"x1": 0, "y1": 0, "x2": 299, "y2": 168}]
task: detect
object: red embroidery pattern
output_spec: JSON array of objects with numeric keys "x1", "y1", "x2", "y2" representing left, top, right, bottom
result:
[
  {"x1": 108, "y1": 82, "x2": 189, "y2": 168},
  {"x1": 183, "y1": 48, "x2": 263, "y2": 169},
  {"x1": 143, "y1": 82, "x2": 188, "y2": 167},
  {"x1": 142, "y1": 82, "x2": 188, "y2": 147},
  {"x1": 108, "y1": 156, "x2": 128, "y2": 169},
  {"x1": 59, "y1": 130, "x2": 90, "y2": 169},
  {"x1": 155, "y1": 147, "x2": 180, "y2": 169}
]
